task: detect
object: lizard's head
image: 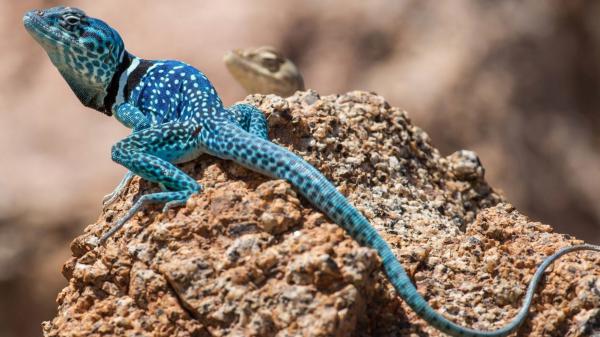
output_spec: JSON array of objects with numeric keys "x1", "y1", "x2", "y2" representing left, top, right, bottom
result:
[
  {"x1": 24, "y1": 7, "x2": 125, "y2": 113},
  {"x1": 224, "y1": 46, "x2": 305, "y2": 97}
]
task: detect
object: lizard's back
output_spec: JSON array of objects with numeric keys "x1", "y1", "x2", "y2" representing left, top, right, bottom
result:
[{"x1": 128, "y1": 60, "x2": 224, "y2": 125}]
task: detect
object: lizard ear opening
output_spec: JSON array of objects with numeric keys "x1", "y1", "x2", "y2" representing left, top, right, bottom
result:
[{"x1": 103, "y1": 45, "x2": 114, "y2": 63}]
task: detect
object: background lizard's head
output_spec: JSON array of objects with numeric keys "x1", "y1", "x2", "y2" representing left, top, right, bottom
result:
[
  {"x1": 224, "y1": 46, "x2": 305, "y2": 97},
  {"x1": 23, "y1": 7, "x2": 125, "y2": 112}
]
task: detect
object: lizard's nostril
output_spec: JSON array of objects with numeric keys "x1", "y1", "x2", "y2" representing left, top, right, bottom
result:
[{"x1": 36, "y1": 10, "x2": 44, "y2": 16}]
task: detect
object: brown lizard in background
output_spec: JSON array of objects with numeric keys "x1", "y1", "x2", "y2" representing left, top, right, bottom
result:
[{"x1": 224, "y1": 46, "x2": 305, "y2": 97}]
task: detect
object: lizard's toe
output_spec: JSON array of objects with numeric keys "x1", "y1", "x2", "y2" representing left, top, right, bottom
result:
[
  {"x1": 102, "y1": 192, "x2": 119, "y2": 207},
  {"x1": 162, "y1": 199, "x2": 187, "y2": 213}
]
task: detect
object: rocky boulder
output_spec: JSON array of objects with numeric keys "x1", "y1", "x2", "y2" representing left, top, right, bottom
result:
[{"x1": 43, "y1": 91, "x2": 599, "y2": 337}]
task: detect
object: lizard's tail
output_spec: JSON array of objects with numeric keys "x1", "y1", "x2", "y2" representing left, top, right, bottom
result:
[{"x1": 208, "y1": 123, "x2": 600, "y2": 337}]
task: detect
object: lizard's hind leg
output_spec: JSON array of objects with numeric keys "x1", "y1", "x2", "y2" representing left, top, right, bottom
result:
[
  {"x1": 100, "y1": 122, "x2": 203, "y2": 243},
  {"x1": 228, "y1": 103, "x2": 269, "y2": 140}
]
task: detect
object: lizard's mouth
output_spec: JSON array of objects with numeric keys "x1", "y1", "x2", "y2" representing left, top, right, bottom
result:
[{"x1": 23, "y1": 10, "x2": 77, "y2": 49}]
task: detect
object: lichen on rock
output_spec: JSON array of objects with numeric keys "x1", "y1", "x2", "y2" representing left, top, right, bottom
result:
[{"x1": 43, "y1": 91, "x2": 599, "y2": 337}]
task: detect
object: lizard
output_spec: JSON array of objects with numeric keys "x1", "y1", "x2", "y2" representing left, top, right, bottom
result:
[
  {"x1": 224, "y1": 46, "x2": 304, "y2": 97},
  {"x1": 23, "y1": 6, "x2": 599, "y2": 337}
]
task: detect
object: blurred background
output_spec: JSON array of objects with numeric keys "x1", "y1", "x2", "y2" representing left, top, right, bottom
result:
[{"x1": 1, "y1": 1, "x2": 600, "y2": 336}]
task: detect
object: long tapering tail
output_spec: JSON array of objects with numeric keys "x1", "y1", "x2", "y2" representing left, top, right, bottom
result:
[{"x1": 205, "y1": 123, "x2": 600, "y2": 337}]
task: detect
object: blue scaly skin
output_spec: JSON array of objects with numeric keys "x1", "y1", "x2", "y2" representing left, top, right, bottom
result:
[{"x1": 24, "y1": 7, "x2": 599, "y2": 337}]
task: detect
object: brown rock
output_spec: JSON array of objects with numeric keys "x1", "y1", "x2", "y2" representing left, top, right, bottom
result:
[{"x1": 43, "y1": 91, "x2": 599, "y2": 337}]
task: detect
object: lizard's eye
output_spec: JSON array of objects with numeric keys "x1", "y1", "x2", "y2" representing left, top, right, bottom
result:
[
  {"x1": 261, "y1": 57, "x2": 282, "y2": 73},
  {"x1": 63, "y1": 14, "x2": 81, "y2": 26}
]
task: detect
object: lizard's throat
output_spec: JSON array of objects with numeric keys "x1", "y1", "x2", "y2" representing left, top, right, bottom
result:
[{"x1": 55, "y1": 64, "x2": 105, "y2": 111}]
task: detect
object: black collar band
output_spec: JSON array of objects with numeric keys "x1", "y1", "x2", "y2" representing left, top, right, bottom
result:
[
  {"x1": 102, "y1": 52, "x2": 132, "y2": 116},
  {"x1": 124, "y1": 59, "x2": 153, "y2": 101}
]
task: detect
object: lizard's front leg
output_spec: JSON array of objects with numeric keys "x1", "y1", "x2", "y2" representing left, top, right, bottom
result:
[
  {"x1": 100, "y1": 121, "x2": 203, "y2": 243},
  {"x1": 103, "y1": 103, "x2": 153, "y2": 207}
]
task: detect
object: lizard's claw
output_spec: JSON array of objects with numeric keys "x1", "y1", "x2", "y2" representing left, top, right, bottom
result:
[{"x1": 99, "y1": 217, "x2": 128, "y2": 244}]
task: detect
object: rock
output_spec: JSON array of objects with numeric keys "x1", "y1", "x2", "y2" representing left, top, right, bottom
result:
[
  {"x1": 42, "y1": 91, "x2": 599, "y2": 337},
  {"x1": 447, "y1": 150, "x2": 485, "y2": 181}
]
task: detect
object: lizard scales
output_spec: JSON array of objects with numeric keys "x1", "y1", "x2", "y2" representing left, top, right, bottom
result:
[{"x1": 24, "y1": 7, "x2": 600, "y2": 337}]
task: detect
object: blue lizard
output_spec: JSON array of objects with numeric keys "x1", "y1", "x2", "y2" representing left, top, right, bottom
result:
[{"x1": 24, "y1": 7, "x2": 599, "y2": 337}]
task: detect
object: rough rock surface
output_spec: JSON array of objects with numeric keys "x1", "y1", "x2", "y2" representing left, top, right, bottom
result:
[{"x1": 43, "y1": 91, "x2": 599, "y2": 337}]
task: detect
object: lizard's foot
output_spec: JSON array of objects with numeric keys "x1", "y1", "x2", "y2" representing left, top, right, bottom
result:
[
  {"x1": 162, "y1": 189, "x2": 201, "y2": 213},
  {"x1": 102, "y1": 171, "x2": 135, "y2": 208},
  {"x1": 162, "y1": 199, "x2": 187, "y2": 214},
  {"x1": 99, "y1": 189, "x2": 199, "y2": 244},
  {"x1": 227, "y1": 103, "x2": 269, "y2": 140},
  {"x1": 102, "y1": 121, "x2": 204, "y2": 243}
]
